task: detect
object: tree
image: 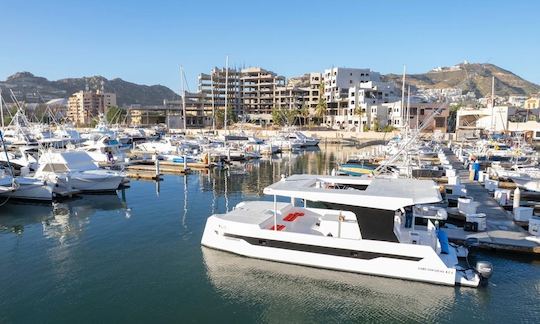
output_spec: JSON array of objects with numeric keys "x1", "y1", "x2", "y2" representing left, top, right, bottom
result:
[
  {"x1": 106, "y1": 106, "x2": 126, "y2": 124},
  {"x1": 354, "y1": 106, "x2": 365, "y2": 133},
  {"x1": 271, "y1": 106, "x2": 283, "y2": 126},
  {"x1": 315, "y1": 82, "x2": 327, "y2": 125},
  {"x1": 215, "y1": 106, "x2": 237, "y2": 129},
  {"x1": 271, "y1": 106, "x2": 298, "y2": 127},
  {"x1": 299, "y1": 103, "x2": 310, "y2": 128},
  {"x1": 447, "y1": 103, "x2": 462, "y2": 133}
]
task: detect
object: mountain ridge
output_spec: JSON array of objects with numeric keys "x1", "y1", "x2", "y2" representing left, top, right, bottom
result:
[
  {"x1": 382, "y1": 63, "x2": 540, "y2": 97},
  {"x1": 1, "y1": 63, "x2": 539, "y2": 107},
  {"x1": 0, "y1": 72, "x2": 179, "y2": 106}
]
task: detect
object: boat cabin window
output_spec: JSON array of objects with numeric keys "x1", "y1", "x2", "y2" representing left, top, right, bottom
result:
[
  {"x1": 42, "y1": 163, "x2": 69, "y2": 172},
  {"x1": 326, "y1": 183, "x2": 368, "y2": 191}
]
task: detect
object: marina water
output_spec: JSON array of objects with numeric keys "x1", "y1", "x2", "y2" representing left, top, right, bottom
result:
[{"x1": 1, "y1": 146, "x2": 539, "y2": 323}]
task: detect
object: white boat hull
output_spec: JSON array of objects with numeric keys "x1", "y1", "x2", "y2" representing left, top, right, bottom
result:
[
  {"x1": 511, "y1": 177, "x2": 540, "y2": 192},
  {"x1": 5, "y1": 180, "x2": 53, "y2": 201},
  {"x1": 201, "y1": 216, "x2": 477, "y2": 287},
  {"x1": 69, "y1": 175, "x2": 123, "y2": 192}
]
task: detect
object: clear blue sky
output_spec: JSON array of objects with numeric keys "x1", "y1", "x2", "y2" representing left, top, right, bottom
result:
[{"x1": 2, "y1": 0, "x2": 539, "y2": 93}]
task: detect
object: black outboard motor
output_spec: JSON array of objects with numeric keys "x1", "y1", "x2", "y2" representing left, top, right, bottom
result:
[{"x1": 476, "y1": 261, "x2": 493, "y2": 285}]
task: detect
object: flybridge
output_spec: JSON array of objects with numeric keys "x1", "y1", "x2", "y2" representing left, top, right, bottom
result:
[{"x1": 263, "y1": 174, "x2": 442, "y2": 211}]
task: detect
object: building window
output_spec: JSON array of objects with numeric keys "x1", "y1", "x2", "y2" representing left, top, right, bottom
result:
[
  {"x1": 435, "y1": 117, "x2": 445, "y2": 128},
  {"x1": 420, "y1": 109, "x2": 425, "y2": 115}
]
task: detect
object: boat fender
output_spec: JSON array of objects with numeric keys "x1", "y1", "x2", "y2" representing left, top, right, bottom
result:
[{"x1": 437, "y1": 230, "x2": 450, "y2": 254}]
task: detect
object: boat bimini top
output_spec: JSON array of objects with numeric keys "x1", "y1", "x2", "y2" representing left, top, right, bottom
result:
[{"x1": 263, "y1": 174, "x2": 442, "y2": 211}]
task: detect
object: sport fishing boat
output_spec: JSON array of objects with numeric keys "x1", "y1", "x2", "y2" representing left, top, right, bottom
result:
[
  {"x1": 34, "y1": 150, "x2": 126, "y2": 192},
  {"x1": 0, "y1": 167, "x2": 17, "y2": 195},
  {"x1": 201, "y1": 174, "x2": 492, "y2": 287}
]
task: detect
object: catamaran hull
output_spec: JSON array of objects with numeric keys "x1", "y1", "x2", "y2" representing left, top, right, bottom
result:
[{"x1": 201, "y1": 218, "x2": 478, "y2": 287}]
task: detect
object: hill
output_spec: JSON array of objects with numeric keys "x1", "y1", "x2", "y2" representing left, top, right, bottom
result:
[
  {"x1": 0, "y1": 72, "x2": 179, "y2": 106},
  {"x1": 382, "y1": 63, "x2": 540, "y2": 97}
]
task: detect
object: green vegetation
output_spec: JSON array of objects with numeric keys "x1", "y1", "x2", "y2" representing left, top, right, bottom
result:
[
  {"x1": 315, "y1": 82, "x2": 327, "y2": 124},
  {"x1": 299, "y1": 104, "x2": 310, "y2": 127},
  {"x1": 106, "y1": 106, "x2": 127, "y2": 124},
  {"x1": 447, "y1": 103, "x2": 462, "y2": 132},
  {"x1": 272, "y1": 106, "x2": 298, "y2": 126},
  {"x1": 215, "y1": 106, "x2": 238, "y2": 128}
]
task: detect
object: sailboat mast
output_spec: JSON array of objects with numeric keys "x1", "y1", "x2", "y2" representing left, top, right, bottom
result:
[
  {"x1": 0, "y1": 87, "x2": 4, "y2": 129},
  {"x1": 407, "y1": 85, "x2": 411, "y2": 134},
  {"x1": 401, "y1": 65, "x2": 406, "y2": 135},
  {"x1": 224, "y1": 56, "x2": 229, "y2": 133},
  {"x1": 490, "y1": 76, "x2": 495, "y2": 132},
  {"x1": 181, "y1": 65, "x2": 187, "y2": 130},
  {"x1": 211, "y1": 71, "x2": 216, "y2": 131}
]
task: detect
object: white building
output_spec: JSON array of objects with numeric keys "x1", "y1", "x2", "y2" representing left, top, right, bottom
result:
[
  {"x1": 507, "y1": 95, "x2": 528, "y2": 108},
  {"x1": 323, "y1": 67, "x2": 382, "y2": 128},
  {"x1": 456, "y1": 105, "x2": 540, "y2": 135}
]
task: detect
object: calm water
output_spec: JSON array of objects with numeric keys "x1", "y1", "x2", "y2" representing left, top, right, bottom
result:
[{"x1": 1, "y1": 146, "x2": 539, "y2": 323}]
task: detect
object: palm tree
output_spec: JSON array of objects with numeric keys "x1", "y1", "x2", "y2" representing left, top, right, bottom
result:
[
  {"x1": 299, "y1": 103, "x2": 310, "y2": 129},
  {"x1": 354, "y1": 106, "x2": 365, "y2": 133},
  {"x1": 314, "y1": 82, "x2": 327, "y2": 126}
]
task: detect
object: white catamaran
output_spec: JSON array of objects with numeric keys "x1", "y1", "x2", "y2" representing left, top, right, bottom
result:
[{"x1": 201, "y1": 174, "x2": 492, "y2": 287}]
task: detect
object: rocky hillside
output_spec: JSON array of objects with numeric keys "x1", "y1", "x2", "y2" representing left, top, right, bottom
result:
[
  {"x1": 382, "y1": 63, "x2": 540, "y2": 97},
  {"x1": 0, "y1": 72, "x2": 179, "y2": 106}
]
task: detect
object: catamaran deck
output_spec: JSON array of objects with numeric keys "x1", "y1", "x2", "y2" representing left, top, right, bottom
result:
[
  {"x1": 214, "y1": 201, "x2": 358, "y2": 236},
  {"x1": 444, "y1": 148, "x2": 540, "y2": 254}
]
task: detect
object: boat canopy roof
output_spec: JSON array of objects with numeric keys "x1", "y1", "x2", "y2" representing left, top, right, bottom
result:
[
  {"x1": 263, "y1": 174, "x2": 442, "y2": 211},
  {"x1": 38, "y1": 151, "x2": 98, "y2": 171}
]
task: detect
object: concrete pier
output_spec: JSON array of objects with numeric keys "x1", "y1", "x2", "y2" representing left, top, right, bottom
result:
[{"x1": 443, "y1": 149, "x2": 540, "y2": 254}]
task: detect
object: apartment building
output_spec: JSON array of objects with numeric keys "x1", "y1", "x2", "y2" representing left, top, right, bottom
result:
[
  {"x1": 273, "y1": 85, "x2": 308, "y2": 111},
  {"x1": 175, "y1": 67, "x2": 287, "y2": 126},
  {"x1": 287, "y1": 72, "x2": 322, "y2": 112},
  {"x1": 323, "y1": 67, "x2": 381, "y2": 119},
  {"x1": 67, "y1": 90, "x2": 116, "y2": 126},
  {"x1": 240, "y1": 67, "x2": 285, "y2": 121},
  {"x1": 163, "y1": 91, "x2": 213, "y2": 128},
  {"x1": 199, "y1": 67, "x2": 242, "y2": 115}
]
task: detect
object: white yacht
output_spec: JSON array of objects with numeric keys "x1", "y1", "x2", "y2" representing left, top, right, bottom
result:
[
  {"x1": 289, "y1": 131, "x2": 320, "y2": 147},
  {"x1": 79, "y1": 135, "x2": 125, "y2": 163},
  {"x1": 136, "y1": 137, "x2": 178, "y2": 154},
  {"x1": 4, "y1": 176, "x2": 55, "y2": 201},
  {"x1": 0, "y1": 167, "x2": 17, "y2": 195},
  {"x1": 202, "y1": 174, "x2": 492, "y2": 287},
  {"x1": 35, "y1": 150, "x2": 126, "y2": 192},
  {"x1": 269, "y1": 135, "x2": 303, "y2": 151}
]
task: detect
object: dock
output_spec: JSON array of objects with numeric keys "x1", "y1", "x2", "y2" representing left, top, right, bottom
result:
[
  {"x1": 443, "y1": 148, "x2": 540, "y2": 255},
  {"x1": 126, "y1": 164, "x2": 189, "y2": 175}
]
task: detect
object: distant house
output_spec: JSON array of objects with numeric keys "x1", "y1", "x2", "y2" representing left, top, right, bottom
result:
[{"x1": 524, "y1": 97, "x2": 540, "y2": 109}]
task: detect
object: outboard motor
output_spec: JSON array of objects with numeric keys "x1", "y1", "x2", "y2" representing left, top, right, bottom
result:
[{"x1": 476, "y1": 261, "x2": 493, "y2": 285}]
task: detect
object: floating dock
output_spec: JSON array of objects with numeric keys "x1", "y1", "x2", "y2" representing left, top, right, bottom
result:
[{"x1": 443, "y1": 149, "x2": 540, "y2": 255}]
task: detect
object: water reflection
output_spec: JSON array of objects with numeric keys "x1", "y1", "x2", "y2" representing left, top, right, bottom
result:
[
  {"x1": 202, "y1": 247, "x2": 476, "y2": 322},
  {"x1": 0, "y1": 192, "x2": 128, "y2": 241}
]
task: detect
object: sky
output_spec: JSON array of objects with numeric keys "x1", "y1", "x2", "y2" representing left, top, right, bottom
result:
[{"x1": 1, "y1": 0, "x2": 539, "y2": 93}]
